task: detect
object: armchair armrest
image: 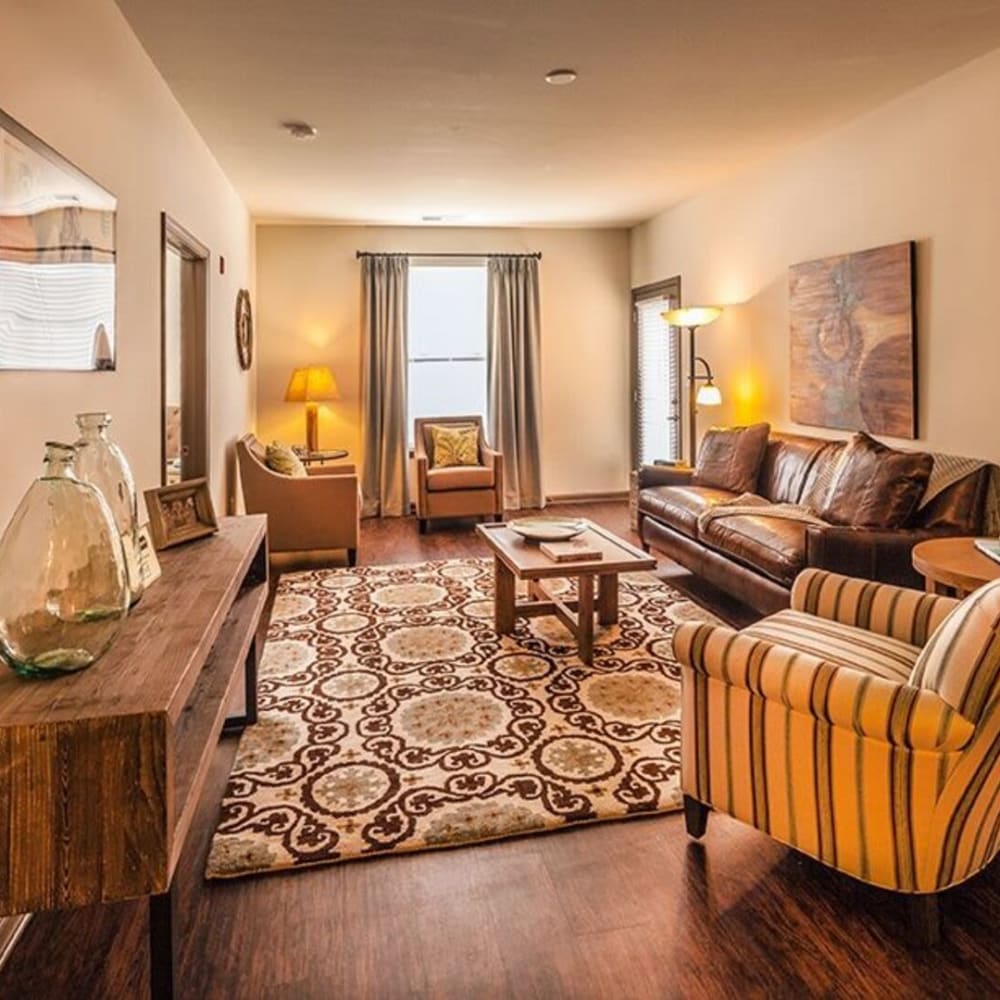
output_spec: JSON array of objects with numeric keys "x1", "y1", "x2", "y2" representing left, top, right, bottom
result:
[
  {"x1": 804, "y1": 524, "x2": 944, "y2": 590},
  {"x1": 262, "y1": 472, "x2": 360, "y2": 552},
  {"x1": 673, "y1": 621, "x2": 973, "y2": 751},
  {"x1": 638, "y1": 464, "x2": 694, "y2": 489},
  {"x1": 307, "y1": 463, "x2": 357, "y2": 476},
  {"x1": 791, "y1": 568, "x2": 958, "y2": 647}
]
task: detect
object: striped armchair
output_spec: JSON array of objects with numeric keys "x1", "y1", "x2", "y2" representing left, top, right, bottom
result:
[{"x1": 673, "y1": 568, "x2": 1000, "y2": 945}]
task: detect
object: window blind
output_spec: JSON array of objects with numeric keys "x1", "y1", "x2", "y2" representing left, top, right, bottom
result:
[{"x1": 634, "y1": 294, "x2": 680, "y2": 465}]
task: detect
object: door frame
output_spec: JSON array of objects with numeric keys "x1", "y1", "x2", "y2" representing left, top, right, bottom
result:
[
  {"x1": 630, "y1": 275, "x2": 681, "y2": 470},
  {"x1": 160, "y1": 213, "x2": 210, "y2": 486}
]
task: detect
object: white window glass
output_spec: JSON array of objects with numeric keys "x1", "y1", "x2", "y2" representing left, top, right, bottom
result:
[
  {"x1": 634, "y1": 293, "x2": 681, "y2": 465},
  {"x1": 407, "y1": 263, "x2": 488, "y2": 444}
]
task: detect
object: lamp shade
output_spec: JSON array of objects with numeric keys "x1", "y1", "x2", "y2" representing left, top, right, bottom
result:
[
  {"x1": 696, "y1": 383, "x2": 723, "y2": 407},
  {"x1": 284, "y1": 365, "x2": 340, "y2": 402},
  {"x1": 662, "y1": 306, "x2": 723, "y2": 329}
]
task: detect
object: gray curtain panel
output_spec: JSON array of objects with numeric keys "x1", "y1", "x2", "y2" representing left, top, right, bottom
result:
[
  {"x1": 360, "y1": 254, "x2": 409, "y2": 517},
  {"x1": 487, "y1": 256, "x2": 544, "y2": 510}
]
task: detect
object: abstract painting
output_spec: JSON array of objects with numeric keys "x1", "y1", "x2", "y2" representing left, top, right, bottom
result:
[{"x1": 789, "y1": 241, "x2": 916, "y2": 438}]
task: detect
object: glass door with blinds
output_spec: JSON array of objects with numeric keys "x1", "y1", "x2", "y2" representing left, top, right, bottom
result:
[{"x1": 631, "y1": 278, "x2": 682, "y2": 469}]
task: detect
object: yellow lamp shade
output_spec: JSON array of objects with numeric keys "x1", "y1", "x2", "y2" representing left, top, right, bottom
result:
[
  {"x1": 697, "y1": 383, "x2": 723, "y2": 407},
  {"x1": 284, "y1": 364, "x2": 341, "y2": 402},
  {"x1": 662, "y1": 306, "x2": 723, "y2": 329}
]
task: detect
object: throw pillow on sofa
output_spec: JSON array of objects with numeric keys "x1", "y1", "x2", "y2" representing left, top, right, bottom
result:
[
  {"x1": 692, "y1": 422, "x2": 770, "y2": 494},
  {"x1": 430, "y1": 424, "x2": 479, "y2": 468},
  {"x1": 819, "y1": 431, "x2": 932, "y2": 529},
  {"x1": 265, "y1": 441, "x2": 308, "y2": 478}
]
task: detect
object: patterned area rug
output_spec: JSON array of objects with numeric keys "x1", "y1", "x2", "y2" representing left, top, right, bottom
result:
[{"x1": 206, "y1": 558, "x2": 718, "y2": 879}]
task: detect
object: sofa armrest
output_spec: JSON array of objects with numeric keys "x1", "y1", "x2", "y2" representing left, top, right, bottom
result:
[
  {"x1": 804, "y1": 524, "x2": 945, "y2": 589},
  {"x1": 791, "y1": 568, "x2": 958, "y2": 646},
  {"x1": 672, "y1": 621, "x2": 973, "y2": 751},
  {"x1": 637, "y1": 464, "x2": 694, "y2": 489}
]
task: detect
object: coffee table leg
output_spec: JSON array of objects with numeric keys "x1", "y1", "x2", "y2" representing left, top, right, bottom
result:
[
  {"x1": 597, "y1": 573, "x2": 618, "y2": 626},
  {"x1": 494, "y1": 557, "x2": 516, "y2": 635},
  {"x1": 577, "y1": 575, "x2": 594, "y2": 664}
]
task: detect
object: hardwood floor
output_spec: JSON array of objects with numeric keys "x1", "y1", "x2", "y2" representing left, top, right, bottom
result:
[{"x1": 2, "y1": 502, "x2": 998, "y2": 999}]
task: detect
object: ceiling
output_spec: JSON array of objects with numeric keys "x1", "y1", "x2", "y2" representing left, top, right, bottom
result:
[{"x1": 116, "y1": 0, "x2": 1000, "y2": 227}]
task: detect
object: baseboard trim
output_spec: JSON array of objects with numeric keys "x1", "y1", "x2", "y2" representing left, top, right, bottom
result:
[
  {"x1": 0, "y1": 915, "x2": 30, "y2": 972},
  {"x1": 545, "y1": 491, "x2": 629, "y2": 504}
]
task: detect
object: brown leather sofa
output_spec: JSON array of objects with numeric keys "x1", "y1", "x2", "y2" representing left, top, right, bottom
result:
[{"x1": 638, "y1": 432, "x2": 991, "y2": 615}]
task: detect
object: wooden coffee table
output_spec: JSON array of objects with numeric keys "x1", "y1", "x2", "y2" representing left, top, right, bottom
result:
[
  {"x1": 912, "y1": 537, "x2": 1000, "y2": 597},
  {"x1": 476, "y1": 520, "x2": 656, "y2": 664}
]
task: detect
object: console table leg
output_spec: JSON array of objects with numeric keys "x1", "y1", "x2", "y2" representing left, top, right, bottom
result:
[{"x1": 149, "y1": 883, "x2": 177, "y2": 1000}]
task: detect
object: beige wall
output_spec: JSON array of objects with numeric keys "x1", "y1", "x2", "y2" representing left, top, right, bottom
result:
[
  {"x1": 631, "y1": 46, "x2": 1000, "y2": 464},
  {"x1": 0, "y1": 0, "x2": 254, "y2": 528},
  {"x1": 255, "y1": 225, "x2": 631, "y2": 497}
]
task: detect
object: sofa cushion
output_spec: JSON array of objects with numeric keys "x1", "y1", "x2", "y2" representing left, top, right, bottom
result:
[
  {"x1": 743, "y1": 609, "x2": 920, "y2": 682},
  {"x1": 426, "y1": 464, "x2": 494, "y2": 492},
  {"x1": 700, "y1": 514, "x2": 808, "y2": 586},
  {"x1": 638, "y1": 485, "x2": 737, "y2": 539},
  {"x1": 820, "y1": 432, "x2": 932, "y2": 529},
  {"x1": 758, "y1": 433, "x2": 842, "y2": 505},
  {"x1": 692, "y1": 422, "x2": 770, "y2": 494}
]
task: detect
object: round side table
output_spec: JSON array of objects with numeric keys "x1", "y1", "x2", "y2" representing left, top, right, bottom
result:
[
  {"x1": 912, "y1": 537, "x2": 1000, "y2": 597},
  {"x1": 295, "y1": 448, "x2": 349, "y2": 466}
]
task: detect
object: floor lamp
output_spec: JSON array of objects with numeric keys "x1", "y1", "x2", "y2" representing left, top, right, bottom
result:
[{"x1": 661, "y1": 306, "x2": 724, "y2": 465}]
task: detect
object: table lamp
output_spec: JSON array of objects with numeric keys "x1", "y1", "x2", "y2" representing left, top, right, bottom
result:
[
  {"x1": 661, "y1": 306, "x2": 723, "y2": 465},
  {"x1": 284, "y1": 364, "x2": 340, "y2": 452}
]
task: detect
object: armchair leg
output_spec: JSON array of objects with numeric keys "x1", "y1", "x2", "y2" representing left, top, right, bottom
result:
[
  {"x1": 347, "y1": 548, "x2": 357, "y2": 567},
  {"x1": 683, "y1": 795, "x2": 709, "y2": 839},
  {"x1": 419, "y1": 518, "x2": 428, "y2": 534},
  {"x1": 908, "y1": 893, "x2": 941, "y2": 948}
]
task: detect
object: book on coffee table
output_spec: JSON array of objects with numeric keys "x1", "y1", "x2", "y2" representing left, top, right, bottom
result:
[{"x1": 539, "y1": 538, "x2": 603, "y2": 563}]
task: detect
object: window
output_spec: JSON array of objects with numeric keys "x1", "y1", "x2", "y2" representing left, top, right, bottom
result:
[
  {"x1": 631, "y1": 278, "x2": 681, "y2": 466},
  {"x1": 407, "y1": 262, "x2": 488, "y2": 443}
]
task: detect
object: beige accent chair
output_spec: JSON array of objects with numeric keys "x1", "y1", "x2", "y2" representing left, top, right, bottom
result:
[
  {"x1": 236, "y1": 434, "x2": 360, "y2": 564},
  {"x1": 414, "y1": 415, "x2": 503, "y2": 533}
]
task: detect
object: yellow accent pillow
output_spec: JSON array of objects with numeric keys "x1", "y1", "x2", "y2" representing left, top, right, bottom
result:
[
  {"x1": 265, "y1": 441, "x2": 308, "y2": 478},
  {"x1": 430, "y1": 424, "x2": 480, "y2": 468}
]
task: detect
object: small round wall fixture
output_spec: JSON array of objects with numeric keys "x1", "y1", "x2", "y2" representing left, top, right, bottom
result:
[
  {"x1": 235, "y1": 289, "x2": 253, "y2": 371},
  {"x1": 545, "y1": 68, "x2": 577, "y2": 86}
]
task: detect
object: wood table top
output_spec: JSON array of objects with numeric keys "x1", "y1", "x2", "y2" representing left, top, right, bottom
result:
[
  {"x1": 477, "y1": 520, "x2": 656, "y2": 579},
  {"x1": 912, "y1": 536, "x2": 1000, "y2": 593},
  {"x1": 0, "y1": 515, "x2": 267, "y2": 727}
]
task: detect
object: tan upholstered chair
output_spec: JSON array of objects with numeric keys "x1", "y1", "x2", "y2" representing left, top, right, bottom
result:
[
  {"x1": 236, "y1": 434, "x2": 360, "y2": 564},
  {"x1": 414, "y1": 415, "x2": 503, "y2": 533}
]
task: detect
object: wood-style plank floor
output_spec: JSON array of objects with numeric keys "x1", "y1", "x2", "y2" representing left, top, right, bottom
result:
[{"x1": 2, "y1": 502, "x2": 998, "y2": 999}]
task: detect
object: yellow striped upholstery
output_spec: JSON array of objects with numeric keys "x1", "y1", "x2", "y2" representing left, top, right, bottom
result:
[
  {"x1": 675, "y1": 569, "x2": 1000, "y2": 893},
  {"x1": 743, "y1": 610, "x2": 919, "y2": 681},
  {"x1": 911, "y1": 578, "x2": 1000, "y2": 722}
]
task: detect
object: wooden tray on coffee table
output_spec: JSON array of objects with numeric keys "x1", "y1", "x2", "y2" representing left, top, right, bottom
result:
[{"x1": 476, "y1": 520, "x2": 656, "y2": 664}]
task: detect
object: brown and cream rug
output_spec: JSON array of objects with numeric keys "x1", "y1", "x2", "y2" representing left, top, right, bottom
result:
[{"x1": 206, "y1": 558, "x2": 718, "y2": 879}]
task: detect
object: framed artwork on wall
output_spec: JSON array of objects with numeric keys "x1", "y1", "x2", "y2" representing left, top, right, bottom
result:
[{"x1": 789, "y1": 240, "x2": 916, "y2": 439}]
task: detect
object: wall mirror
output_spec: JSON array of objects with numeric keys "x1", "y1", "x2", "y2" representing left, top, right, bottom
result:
[{"x1": 0, "y1": 108, "x2": 117, "y2": 371}]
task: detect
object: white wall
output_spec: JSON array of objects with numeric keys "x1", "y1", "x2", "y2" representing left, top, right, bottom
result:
[
  {"x1": 631, "y1": 45, "x2": 1000, "y2": 464},
  {"x1": 255, "y1": 225, "x2": 631, "y2": 498},
  {"x1": 0, "y1": 0, "x2": 254, "y2": 528}
]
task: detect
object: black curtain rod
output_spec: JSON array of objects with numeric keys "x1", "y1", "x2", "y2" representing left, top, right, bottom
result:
[{"x1": 355, "y1": 250, "x2": 541, "y2": 260}]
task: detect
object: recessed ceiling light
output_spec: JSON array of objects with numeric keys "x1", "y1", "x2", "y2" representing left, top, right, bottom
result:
[
  {"x1": 545, "y1": 68, "x2": 577, "y2": 86},
  {"x1": 421, "y1": 214, "x2": 464, "y2": 223},
  {"x1": 282, "y1": 121, "x2": 318, "y2": 140}
]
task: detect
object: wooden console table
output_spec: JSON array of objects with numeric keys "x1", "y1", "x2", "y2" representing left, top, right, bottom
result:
[{"x1": 0, "y1": 515, "x2": 269, "y2": 999}]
